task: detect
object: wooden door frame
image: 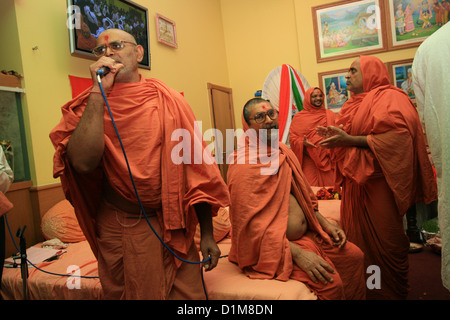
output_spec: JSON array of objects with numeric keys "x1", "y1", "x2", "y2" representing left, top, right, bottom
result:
[
  {"x1": 207, "y1": 83, "x2": 236, "y2": 132},
  {"x1": 207, "y1": 83, "x2": 236, "y2": 182}
]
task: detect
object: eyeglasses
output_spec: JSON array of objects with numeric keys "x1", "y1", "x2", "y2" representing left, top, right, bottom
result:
[
  {"x1": 92, "y1": 40, "x2": 137, "y2": 57},
  {"x1": 249, "y1": 109, "x2": 279, "y2": 124}
]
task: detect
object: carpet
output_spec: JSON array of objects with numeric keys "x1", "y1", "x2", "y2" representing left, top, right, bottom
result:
[{"x1": 407, "y1": 246, "x2": 450, "y2": 300}]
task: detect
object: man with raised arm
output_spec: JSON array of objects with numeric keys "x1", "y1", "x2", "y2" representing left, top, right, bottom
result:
[
  {"x1": 50, "y1": 29, "x2": 230, "y2": 299},
  {"x1": 318, "y1": 55, "x2": 437, "y2": 299}
]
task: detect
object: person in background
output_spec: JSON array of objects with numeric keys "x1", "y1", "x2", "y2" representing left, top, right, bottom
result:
[
  {"x1": 50, "y1": 29, "x2": 230, "y2": 299},
  {"x1": 227, "y1": 98, "x2": 366, "y2": 300},
  {"x1": 289, "y1": 87, "x2": 336, "y2": 187},
  {"x1": 0, "y1": 146, "x2": 14, "y2": 288},
  {"x1": 318, "y1": 55, "x2": 437, "y2": 299},
  {"x1": 412, "y1": 21, "x2": 450, "y2": 292}
]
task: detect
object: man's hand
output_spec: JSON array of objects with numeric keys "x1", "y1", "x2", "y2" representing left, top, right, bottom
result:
[
  {"x1": 317, "y1": 125, "x2": 368, "y2": 149},
  {"x1": 290, "y1": 243, "x2": 335, "y2": 284},
  {"x1": 200, "y1": 235, "x2": 221, "y2": 271},
  {"x1": 317, "y1": 125, "x2": 351, "y2": 148},
  {"x1": 303, "y1": 135, "x2": 317, "y2": 148},
  {"x1": 314, "y1": 210, "x2": 347, "y2": 248},
  {"x1": 321, "y1": 219, "x2": 347, "y2": 248},
  {"x1": 90, "y1": 57, "x2": 124, "y2": 93}
]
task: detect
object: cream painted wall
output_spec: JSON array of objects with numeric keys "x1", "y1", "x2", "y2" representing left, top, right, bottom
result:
[
  {"x1": 0, "y1": 1, "x2": 22, "y2": 72},
  {"x1": 6, "y1": 0, "x2": 230, "y2": 186},
  {"x1": 3, "y1": 0, "x2": 418, "y2": 187},
  {"x1": 220, "y1": 0, "x2": 302, "y2": 129}
]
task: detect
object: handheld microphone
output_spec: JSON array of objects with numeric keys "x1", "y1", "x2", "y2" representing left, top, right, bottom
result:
[{"x1": 96, "y1": 66, "x2": 110, "y2": 77}]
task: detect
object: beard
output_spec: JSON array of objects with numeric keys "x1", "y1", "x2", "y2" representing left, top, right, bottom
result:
[{"x1": 260, "y1": 124, "x2": 279, "y2": 145}]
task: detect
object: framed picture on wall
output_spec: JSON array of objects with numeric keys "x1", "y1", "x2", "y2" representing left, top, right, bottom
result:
[
  {"x1": 386, "y1": 59, "x2": 416, "y2": 103},
  {"x1": 155, "y1": 13, "x2": 178, "y2": 48},
  {"x1": 386, "y1": 0, "x2": 447, "y2": 50},
  {"x1": 312, "y1": 0, "x2": 387, "y2": 62},
  {"x1": 66, "y1": 0, "x2": 151, "y2": 69},
  {"x1": 318, "y1": 69, "x2": 351, "y2": 113}
]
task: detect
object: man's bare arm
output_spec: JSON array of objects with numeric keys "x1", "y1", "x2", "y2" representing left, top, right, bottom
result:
[
  {"x1": 194, "y1": 202, "x2": 221, "y2": 271},
  {"x1": 67, "y1": 57, "x2": 124, "y2": 174},
  {"x1": 67, "y1": 93, "x2": 105, "y2": 174}
]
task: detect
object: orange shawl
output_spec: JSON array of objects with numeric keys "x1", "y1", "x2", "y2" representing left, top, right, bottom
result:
[
  {"x1": 289, "y1": 87, "x2": 336, "y2": 185},
  {"x1": 50, "y1": 76, "x2": 230, "y2": 260},
  {"x1": 227, "y1": 118, "x2": 331, "y2": 280},
  {"x1": 334, "y1": 55, "x2": 437, "y2": 215},
  {"x1": 0, "y1": 192, "x2": 13, "y2": 217}
]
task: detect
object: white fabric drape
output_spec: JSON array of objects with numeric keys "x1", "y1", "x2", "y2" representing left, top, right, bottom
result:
[{"x1": 413, "y1": 21, "x2": 450, "y2": 291}]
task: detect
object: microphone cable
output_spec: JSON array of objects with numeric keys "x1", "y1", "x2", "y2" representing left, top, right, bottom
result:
[
  {"x1": 3, "y1": 70, "x2": 228, "y2": 300},
  {"x1": 96, "y1": 72, "x2": 214, "y2": 266},
  {"x1": 4, "y1": 214, "x2": 99, "y2": 279}
]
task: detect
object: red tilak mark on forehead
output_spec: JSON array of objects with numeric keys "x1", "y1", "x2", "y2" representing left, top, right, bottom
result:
[
  {"x1": 104, "y1": 35, "x2": 109, "y2": 45},
  {"x1": 261, "y1": 105, "x2": 268, "y2": 110}
]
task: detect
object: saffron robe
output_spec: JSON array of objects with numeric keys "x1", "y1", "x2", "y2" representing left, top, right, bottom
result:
[
  {"x1": 227, "y1": 125, "x2": 365, "y2": 300},
  {"x1": 334, "y1": 55, "x2": 438, "y2": 299},
  {"x1": 50, "y1": 76, "x2": 230, "y2": 299},
  {"x1": 289, "y1": 87, "x2": 336, "y2": 187}
]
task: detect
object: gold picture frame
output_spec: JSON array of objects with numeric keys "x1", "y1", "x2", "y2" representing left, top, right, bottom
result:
[
  {"x1": 385, "y1": 0, "x2": 448, "y2": 51},
  {"x1": 318, "y1": 69, "x2": 351, "y2": 113},
  {"x1": 312, "y1": 0, "x2": 388, "y2": 62},
  {"x1": 386, "y1": 58, "x2": 416, "y2": 103}
]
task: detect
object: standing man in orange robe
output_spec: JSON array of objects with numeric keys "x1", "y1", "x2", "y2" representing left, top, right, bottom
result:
[
  {"x1": 289, "y1": 87, "x2": 336, "y2": 187},
  {"x1": 50, "y1": 29, "x2": 230, "y2": 299},
  {"x1": 318, "y1": 55, "x2": 437, "y2": 299},
  {"x1": 227, "y1": 98, "x2": 366, "y2": 300}
]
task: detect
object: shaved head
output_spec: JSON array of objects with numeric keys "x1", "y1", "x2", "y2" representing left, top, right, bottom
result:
[
  {"x1": 96, "y1": 28, "x2": 137, "y2": 46},
  {"x1": 95, "y1": 29, "x2": 143, "y2": 83}
]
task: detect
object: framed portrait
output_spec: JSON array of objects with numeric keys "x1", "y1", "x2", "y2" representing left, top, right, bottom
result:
[
  {"x1": 386, "y1": 0, "x2": 447, "y2": 50},
  {"x1": 155, "y1": 13, "x2": 178, "y2": 48},
  {"x1": 312, "y1": 0, "x2": 387, "y2": 62},
  {"x1": 386, "y1": 59, "x2": 416, "y2": 103},
  {"x1": 66, "y1": 0, "x2": 151, "y2": 69},
  {"x1": 318, "y1": 69, "x2": 351, "y2": 113}
]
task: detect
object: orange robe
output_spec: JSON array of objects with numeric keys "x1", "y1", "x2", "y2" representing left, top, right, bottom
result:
[
  {"x1": 289, "y1": 87, "x2": 336, "y2": 187},
  {"x1": 0, "y1": 192, "x2": 13, "y2": 218},
  {"x1": 227, "y1": 126, "x2": 365, "y2": 300},
  {"x1": 50, "y1": 76, "x2": 230, "y2": 299},
  {"x1": 334, "y1": 55, "x2": 438, "y2": 299}
]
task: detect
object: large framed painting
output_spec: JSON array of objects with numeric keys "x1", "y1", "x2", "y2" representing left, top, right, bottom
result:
[
  {"x1": 318, "y1": 69, "x2": 351, "y2": 113},
  {"x1": 386, "y1": 59, "x2": 416, "y2": 103},
  {"x1": 386, "y1": 0, "x2": 448, "y2": 50},
  {"x1": 312, "y1": 0, "x2": 388, "y2": 62},
  {"x1": 67, "y1": 0, "x2": 151, "y2": 69}
]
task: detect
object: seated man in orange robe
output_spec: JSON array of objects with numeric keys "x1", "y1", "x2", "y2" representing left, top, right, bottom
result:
[
  {"x1": 318, "y1": 55, "x2": 438, "y2": 299},
  {"x1": 227, "y1": 98, "x2": 366, "y2": 300},
  {"x1": 49, "y1": 29, "x2": 230, "y2": 300},
  {"x1": 289, "y1": 87, "x2": 336, "y2": 187}
]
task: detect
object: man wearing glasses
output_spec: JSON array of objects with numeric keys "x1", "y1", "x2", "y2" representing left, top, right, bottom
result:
[
  {"x1": 226, "y1": 98, "x2": 366, "y2": 300},
  {"x1": 50, "y1": 29, "x2": 230, "y2": 300}
]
